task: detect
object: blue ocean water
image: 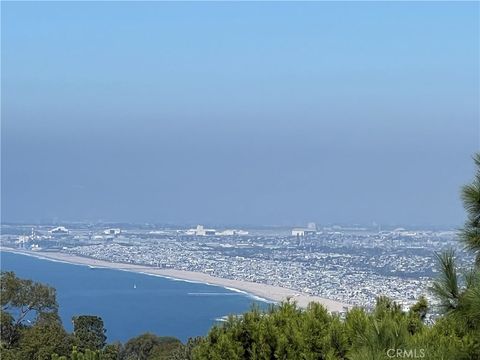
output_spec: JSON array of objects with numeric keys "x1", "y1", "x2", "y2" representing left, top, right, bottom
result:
[{"x1": 0, "y1": 251, "x2": 269, "y2": 342}]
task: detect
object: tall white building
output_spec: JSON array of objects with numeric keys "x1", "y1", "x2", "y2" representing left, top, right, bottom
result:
[
  {"x1": 292, "y1": 222, "x2": 317, "y2": 237},
  {"x1": 186, "y1": 225, "x2": 216, "y2": 236}
]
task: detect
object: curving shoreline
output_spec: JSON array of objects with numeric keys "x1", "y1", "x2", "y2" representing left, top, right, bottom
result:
[{"x1": 0, "y1": 247, "x2": 350, "y2": 312}]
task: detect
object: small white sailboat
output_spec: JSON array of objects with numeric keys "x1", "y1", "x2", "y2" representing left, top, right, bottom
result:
[{"x1": 133, "y1": 284, "x2": 137, "y2": 289}]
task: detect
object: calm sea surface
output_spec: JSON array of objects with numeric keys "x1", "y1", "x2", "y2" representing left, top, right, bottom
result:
[{"x1": 0, "y1": 251, "x2": 269, "y2": 342}]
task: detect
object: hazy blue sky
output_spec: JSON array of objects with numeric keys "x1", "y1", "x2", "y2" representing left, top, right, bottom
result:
[{"x1": 2, "y1": 2, "x2": 479, "y2": 227}]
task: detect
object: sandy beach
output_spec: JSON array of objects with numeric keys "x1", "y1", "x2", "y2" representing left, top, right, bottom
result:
[{"x1": 1, "y1": 247, "x2": 349, "y2": 312}]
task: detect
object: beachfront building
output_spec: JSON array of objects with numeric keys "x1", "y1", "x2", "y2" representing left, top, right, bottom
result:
[
  {"x1": 103, "y1": 228, "x2": 121, "y2": 236},
  {"x1": 292, "y1": 223, "x2": 317, "y2": 237},
  {"x1": 49, "y1": 226, "x2": 69, "y2": 235},
  {"x1": 186, "y1": 225, "x2": 216, "y2": 236}
]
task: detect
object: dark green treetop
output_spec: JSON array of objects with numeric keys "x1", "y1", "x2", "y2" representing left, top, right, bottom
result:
[
  {"x1": 460, "y1": 153, "x2": 480, "y2": 266},
  {"x1": 73, "y1": 316, "x2": 107, "y2": 351},
  {"x1": 0, "y1": 271, "x2": 58, "y2": 326}
]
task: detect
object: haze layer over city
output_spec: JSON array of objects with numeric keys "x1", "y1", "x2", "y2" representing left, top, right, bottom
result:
[{"x1": 2, "y1": 2, "x2": 478, "y2": 228}]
